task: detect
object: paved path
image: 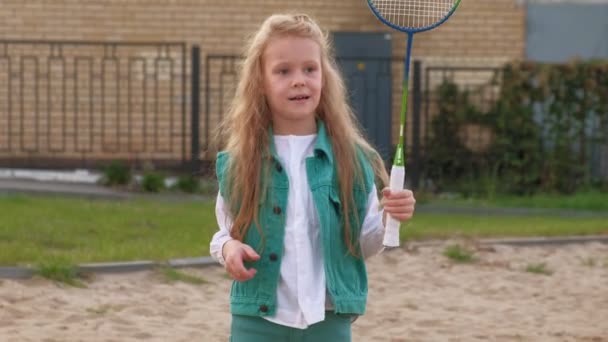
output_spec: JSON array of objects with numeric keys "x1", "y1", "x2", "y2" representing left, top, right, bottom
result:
[
  {"x1": 0, "y1": 178, "x2": 129, "y2": 199},
  {"x1": 0, "y1": 178, "x2": 211, "y2": 202}
]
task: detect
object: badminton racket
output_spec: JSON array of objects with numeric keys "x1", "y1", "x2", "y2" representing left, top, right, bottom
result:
[{"x1": 365, "y1": 0, "x2": 461, "y2": 247}]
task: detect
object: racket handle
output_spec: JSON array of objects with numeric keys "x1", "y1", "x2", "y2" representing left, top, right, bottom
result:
[{"x1": 383, "y1": 165, "x2": 405, "y2": 247}]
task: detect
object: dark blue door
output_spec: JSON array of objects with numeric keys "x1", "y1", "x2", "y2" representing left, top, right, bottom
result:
[{"x1": 332, "y1": 32, "x2": 393, "y2": 161}]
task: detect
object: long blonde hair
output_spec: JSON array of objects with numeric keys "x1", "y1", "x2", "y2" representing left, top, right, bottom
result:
[{"x1": 218, "y1": 14, "x2": 389, "y2": 255}]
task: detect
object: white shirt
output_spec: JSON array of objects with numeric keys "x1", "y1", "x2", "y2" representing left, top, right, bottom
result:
[{"x1": 210, "y1": 134, "x2": 386, "y2": 329}]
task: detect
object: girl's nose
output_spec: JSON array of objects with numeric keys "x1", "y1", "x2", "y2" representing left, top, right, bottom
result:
[{"x1": 291, "y1": 73, "x2": 305, "y2": 87}]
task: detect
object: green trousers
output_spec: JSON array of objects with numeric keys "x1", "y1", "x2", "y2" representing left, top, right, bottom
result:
[{"x1": 230, "y1": 312, "x2": 353, "y2": 342}]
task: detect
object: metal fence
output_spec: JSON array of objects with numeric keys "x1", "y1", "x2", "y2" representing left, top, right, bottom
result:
[
  {"x1": 0, "y1": 39, "x2": 187, "y2": 169},
  {"x1": 2, "y1": 41, "x2": 605, "y2": 188},
  {"x1": 198, "y1": 55, "x2": 507, "y2": 188}
]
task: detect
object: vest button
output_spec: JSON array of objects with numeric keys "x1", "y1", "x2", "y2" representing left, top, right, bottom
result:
[
  {"x1": 273, "y1": 206, "x2": 282, "y2": 215},
  {"x1": 259, "y1": 304, "x2": 268, "y2": 313},
  {"x1": 269, "y1": 253, "x2": 278, "y2": 261},
  {"x1": 275, "y1": 164, "x2": 283, "y2": 173}
]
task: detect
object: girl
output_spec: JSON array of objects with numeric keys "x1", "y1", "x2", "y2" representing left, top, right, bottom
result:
[{"x1": 210, "y1": 13, "x2": 416, "y2": 341}]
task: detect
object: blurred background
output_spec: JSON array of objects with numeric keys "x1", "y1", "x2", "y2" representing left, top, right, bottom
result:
[
  {"x1": 1, "y1": 3, "x2": 607, "y2": 340},
  {"x1": 0, "y1": 0, "x2": 607, "y2": 269},
  {"x1": 0, "y1": 0, "x2": 606, "y2": 197}
]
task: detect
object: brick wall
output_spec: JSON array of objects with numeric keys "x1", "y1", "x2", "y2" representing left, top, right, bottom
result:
[
  {"x1": 0, "y1": 0, "x2": 526, "y2": 166},
  {"x1": 0, "y1": 0, "x2": 525, "y2": 61}
]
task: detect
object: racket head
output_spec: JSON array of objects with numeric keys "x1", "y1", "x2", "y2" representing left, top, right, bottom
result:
[{"x1": 366, "y1": 0, "x2": 461, "y2": 33}]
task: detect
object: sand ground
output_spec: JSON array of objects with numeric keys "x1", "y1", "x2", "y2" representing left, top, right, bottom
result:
[{"x1": 2, "y1": 242, "x2": 607, "y2": 342}]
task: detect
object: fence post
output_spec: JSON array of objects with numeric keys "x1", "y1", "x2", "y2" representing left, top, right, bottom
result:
[
  {"x1": 410, "y1": 60, "x2": 421, "y2": 190},
  {"x1": 191, "y1": 45, "x2": 200, "y2": 173}
]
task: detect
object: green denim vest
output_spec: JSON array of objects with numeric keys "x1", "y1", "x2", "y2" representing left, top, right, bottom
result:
[{"x1": 215, "y1": 122, "x2": 375, "y2": 317}]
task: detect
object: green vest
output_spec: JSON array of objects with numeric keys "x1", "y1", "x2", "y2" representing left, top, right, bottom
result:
[{"x1": 215, "y1": 122, "x2": 375, "y2": 317}]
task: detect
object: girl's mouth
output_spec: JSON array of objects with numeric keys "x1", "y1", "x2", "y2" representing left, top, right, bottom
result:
[{"x1": 289, "y1": 95, "x2": 310, "y2": 101}]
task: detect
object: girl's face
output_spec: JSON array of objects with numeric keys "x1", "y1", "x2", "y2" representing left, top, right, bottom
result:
[{"x1": 262, "y1": 36, "x2": 322, "y2": 135}]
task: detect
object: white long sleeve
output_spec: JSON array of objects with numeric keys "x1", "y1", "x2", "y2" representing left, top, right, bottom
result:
[
  {"x1": 209, "y1": 193, "x2": 234, "y2": 266},
  {"x1": 360, "y1": 187, "x2": 386, "y2": 259}
]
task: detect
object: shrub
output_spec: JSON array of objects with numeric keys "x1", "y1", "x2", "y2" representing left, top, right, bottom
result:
[
  {"x1": 102, "y1": 161, "x2": 131, "y2": 186},
  {"x1": 141, "y1": 172, "x2": 165, "y2": 193},
  {"x1": 195, "y1": 177, "x2": 218, "y2": 195},
  {"x1": 175, "y1": 175, "x2": 200, "y2": 193},
  {"x1": 424, "y1": 61, "x2": 608, "y2": 196}
]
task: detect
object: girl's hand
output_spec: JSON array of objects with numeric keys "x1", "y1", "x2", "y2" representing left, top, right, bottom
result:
[
  {"x1": 222, "y1": 240, "x2": 260, "y2": 282},
  {"x1": 381, "y1": 188, "x2": 416, "y2": 224}
]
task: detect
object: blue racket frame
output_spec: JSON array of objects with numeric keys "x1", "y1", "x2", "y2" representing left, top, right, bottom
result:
[{"x1": 365, "y1": 0, "x2": 461, "y2": 167}]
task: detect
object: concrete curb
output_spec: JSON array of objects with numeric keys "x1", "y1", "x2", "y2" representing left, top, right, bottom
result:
[
  {"x1": 0, "y1": 256, "x2": 219, "y2": 280},
  {"x1": 407, "y1": 234, "x2": 608, "y2": 248},
  {"x1": 0, "y1": 178, "x2": 213, "y2": 202},
  {"x1": 78, "y1": 260, "x2": 158, "y2": 274},
  {"x1": 2, "y1": 236, "x2": 607, "y2": 280},
  {"x1": 0, "y1": 267, "x2": 35, "y2": 279},
  {"x1": 0, "y1": 179, "x2": 130, "y2": 200},
  {"x1": 165, "y1": 256, "x2": 219, "y2": 268},
  {"x1": 472, "y1": 235, "x2": 608, "y2": 247}
]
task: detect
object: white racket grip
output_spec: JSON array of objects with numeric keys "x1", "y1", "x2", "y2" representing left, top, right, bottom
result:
[{"x1": 383, "y1": 165, "x2": 405, "y2": 247}]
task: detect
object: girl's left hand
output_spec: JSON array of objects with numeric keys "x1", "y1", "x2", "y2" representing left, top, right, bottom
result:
[{"x1": 381, "y1": 188, "x2": 416, "y2": 222}]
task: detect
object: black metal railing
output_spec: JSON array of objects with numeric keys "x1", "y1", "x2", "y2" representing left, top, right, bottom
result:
[
  {"x1": 0, "y1": 39, "x2": 187, "y2": 169},
  {"x1": 4, "y1": 41, "x2": 604, "y2": 189}
]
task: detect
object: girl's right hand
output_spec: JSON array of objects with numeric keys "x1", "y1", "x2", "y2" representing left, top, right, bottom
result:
[{"x1": 222, "y1": 240, "x2": 261, "y2": 281}]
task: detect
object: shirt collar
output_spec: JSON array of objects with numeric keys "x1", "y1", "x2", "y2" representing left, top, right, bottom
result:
[
  {"x1": 268, "y1": 120, "x2": 334, "y2": 165},
  {"x1": 312, "y1": 121, "x2": 334, "y2": 164}
]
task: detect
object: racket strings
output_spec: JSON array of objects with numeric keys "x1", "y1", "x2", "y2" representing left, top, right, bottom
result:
[{"x1": 370, "y1": 0, "x2": 456, "y2": 29}]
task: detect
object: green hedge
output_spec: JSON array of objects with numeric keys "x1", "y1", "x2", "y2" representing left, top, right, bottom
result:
[{"x1": 424, "y1": 61, "x2": 608, "y2": 196}]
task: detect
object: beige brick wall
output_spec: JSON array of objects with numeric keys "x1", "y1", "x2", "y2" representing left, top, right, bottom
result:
[
  {"x1": 0, "y1": 0, "x2": 526, "y2": 166},
  {"x1": 0, "y1": 0, "x2": 525, "y2": 59}
]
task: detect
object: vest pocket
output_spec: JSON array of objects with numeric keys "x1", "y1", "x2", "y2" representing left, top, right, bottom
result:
[
  {"x1": 329, "y1": 187, "x2": 367, "y2": 228},
  {"x1": 328, "y1": 187, "x2": 342, "y2": 216}
]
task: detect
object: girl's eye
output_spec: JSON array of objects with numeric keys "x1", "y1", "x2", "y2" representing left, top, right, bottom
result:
[
  {"x1": 278, "y1": 69, "x2": 289, "y2": 75},
  {"x1": 305, "y1": 67, "x2": 315, "y2": 73}
]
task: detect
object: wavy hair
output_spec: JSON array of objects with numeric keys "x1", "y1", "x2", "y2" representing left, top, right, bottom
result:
[{"x1": 218, "y1": 13, "x2": 388, "y2": 256}]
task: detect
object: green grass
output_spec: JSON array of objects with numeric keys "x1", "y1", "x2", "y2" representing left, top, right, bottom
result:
[
  {"x1": 0, "y1": 194, "x2": 216, "y2": 266},
  {"x1": 1, "y1": 193, "x2": 607, "y2": 266},
  {"x1": 427, "y1": 190, "x2": 608, "y2": 211},
  {"x1": 401, "y1": 214, "x2": 608, "y2": 241},
  {"x1": 442, "y1": 244, "x2": 476, "y2": 263},
  {"x1": 35, "y1": 258, "x2": 87, "y2": 287},
  {"x1": 524, "y1": 262, "x2": 553, "y2": 275}
]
